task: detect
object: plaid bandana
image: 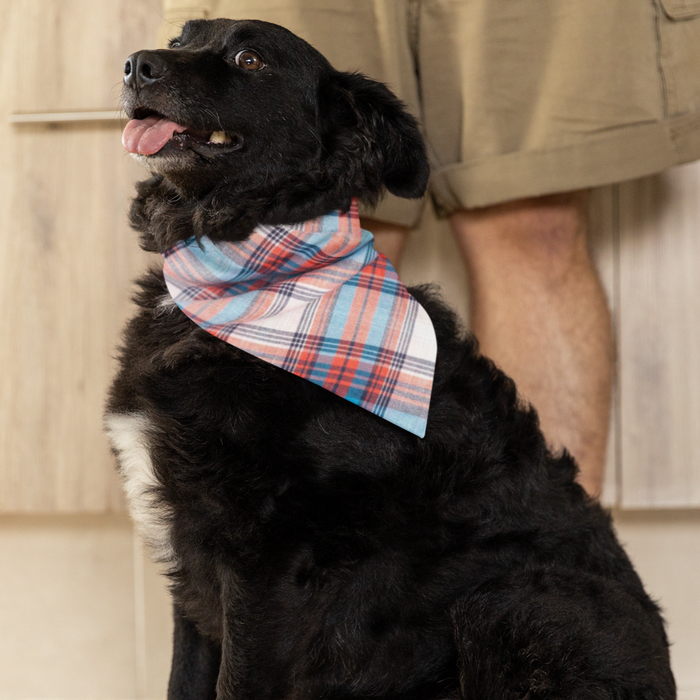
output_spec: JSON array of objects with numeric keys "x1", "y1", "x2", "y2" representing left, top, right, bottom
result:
[{"x1": 162, "y1": 201, "x2": 437, "y2": 437}]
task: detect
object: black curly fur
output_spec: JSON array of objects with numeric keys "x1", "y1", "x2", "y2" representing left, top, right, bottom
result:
[
  {"x1": 124, "y1": 20, "x2": 428, "y2": 252},
  {"x1": 107, "y1": 18, "x2": 675, "y2": 700}
]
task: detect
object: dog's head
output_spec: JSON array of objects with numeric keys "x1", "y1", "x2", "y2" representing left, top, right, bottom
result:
[{"x1": 122, "y1": 19, "x2": 429, "y2": 251}]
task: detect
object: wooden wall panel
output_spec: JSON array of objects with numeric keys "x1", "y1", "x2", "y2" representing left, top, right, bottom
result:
[
  {"x1": 618, "y1": 163, "x2": 700, "y2": 507},
  {"x1": 10, "y1": 0, "x2": 161, "y2": 114},
  {"x1": 3, "y1": 0, "x2": 699, "y2": 511},
  {"x1": 0, "y1": 0, "x2": 161, "y2": 512}
]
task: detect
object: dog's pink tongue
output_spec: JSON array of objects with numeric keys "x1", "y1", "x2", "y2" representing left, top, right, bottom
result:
[{"x1": 122, "y1": 116, "x2": 188, "y2": 155}]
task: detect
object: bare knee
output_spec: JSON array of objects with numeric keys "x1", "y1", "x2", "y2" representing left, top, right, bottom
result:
[{"x1": 451, "y1": 191, "x2": 592, "y2": 286}]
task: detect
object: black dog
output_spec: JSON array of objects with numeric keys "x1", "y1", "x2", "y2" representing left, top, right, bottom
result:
[{"x1": 106, "y1": 18, "x2": 675, "y2": 700}]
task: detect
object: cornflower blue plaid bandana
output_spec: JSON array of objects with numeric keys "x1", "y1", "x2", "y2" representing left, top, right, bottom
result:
[{"x1": 162, "y1": 200, "x2": 437, "y2": 437}]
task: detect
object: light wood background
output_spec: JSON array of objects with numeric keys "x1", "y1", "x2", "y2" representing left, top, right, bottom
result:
[
  {"x1": 618, "y1": 170, "x2": 700, "y2": 506},
  {"x1": 0, "y1": 3, "x2": 699, "y2": 699},
  {"x1": 1, "y1": 0, "x2": 699, "y2": 513},
  {"x1": 0, "y1": 0, "x2": 157, "y2": 512}
]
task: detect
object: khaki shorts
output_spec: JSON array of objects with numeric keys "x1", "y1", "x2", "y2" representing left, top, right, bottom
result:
[{"x1": 162, "y1": 0, "x2": 700, "y2": 226}]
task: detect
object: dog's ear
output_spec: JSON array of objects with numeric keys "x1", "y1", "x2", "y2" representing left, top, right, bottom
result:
[{"x1": 318, "y1": 72, "x2": 430, "y2": 201}]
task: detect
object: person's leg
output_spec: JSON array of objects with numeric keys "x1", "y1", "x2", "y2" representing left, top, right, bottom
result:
[
  {"x1": 362, "y1": 218, "x2": 410, "y2": 271},
  {"x1": 451, "y1": 191, "x2": 613, "y2": 497}
]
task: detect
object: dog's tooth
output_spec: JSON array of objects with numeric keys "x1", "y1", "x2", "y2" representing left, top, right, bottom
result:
[{"x1": 209, "y1": 131, "x2": 231, "y2": 144}]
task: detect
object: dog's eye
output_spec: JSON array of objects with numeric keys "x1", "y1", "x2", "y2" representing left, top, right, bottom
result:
[
  {"x1": 169, "y1": 39, "x2": 182, "y2": 48},
  {"x1": 235, "y1": 50, "x2": 265, "y2": 71}
]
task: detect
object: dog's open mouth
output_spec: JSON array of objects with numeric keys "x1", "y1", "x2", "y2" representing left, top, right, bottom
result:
[{"x1": 122, "y1": 110, "x2": 241, "y2": 156}]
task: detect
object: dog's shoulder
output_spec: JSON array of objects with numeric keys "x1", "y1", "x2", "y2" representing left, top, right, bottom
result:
[
  {"x1": 107, "y1": 266, "x2": 264, "y2": 415},
  {"x1": 121, "y1": 266, "x2": 234, "y2": 364},
  {"x1": 110, "y1": 268, "x2": 570, "y2": 513}
]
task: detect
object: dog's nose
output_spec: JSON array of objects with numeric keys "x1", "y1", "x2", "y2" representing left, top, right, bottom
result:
[{"x1": 124, "y1": 51, "x2": 168, "y2": 89}]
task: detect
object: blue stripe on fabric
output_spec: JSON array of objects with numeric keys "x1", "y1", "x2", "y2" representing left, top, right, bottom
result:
[{"x1": 163, "y1": 207, "x2": 435, "y2": 438}]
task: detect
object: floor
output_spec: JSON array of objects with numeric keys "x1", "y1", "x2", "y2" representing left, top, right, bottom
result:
[{"x1": 0, "y1": 510, "x2": 698, "y2": 700}]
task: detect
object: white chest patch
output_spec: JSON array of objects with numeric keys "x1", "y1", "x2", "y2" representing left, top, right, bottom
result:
[
  {"x1": 104, "y1": 412, "x2": 175, "y2": 566},
  {"x1": 156, "y1": 293, "x2": 178, "y2": 314}
]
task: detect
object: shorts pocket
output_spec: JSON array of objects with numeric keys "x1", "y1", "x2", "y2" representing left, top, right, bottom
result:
[{"x1": 658, "y1": 0, "x2": 700, "y2": 19}]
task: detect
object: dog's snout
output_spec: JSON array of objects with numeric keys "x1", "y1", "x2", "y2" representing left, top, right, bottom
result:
[{"x1": 124, "y1": 51, "x2": 168, "y2": 89}]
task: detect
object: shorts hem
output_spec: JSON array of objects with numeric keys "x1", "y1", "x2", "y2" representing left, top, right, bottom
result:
[
  {"x1": 431, "y1": 114, "x2": 700, "y2": 211},
  {"x1": 359, "y1": 194, "x2": 426, "y2": 228}
]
